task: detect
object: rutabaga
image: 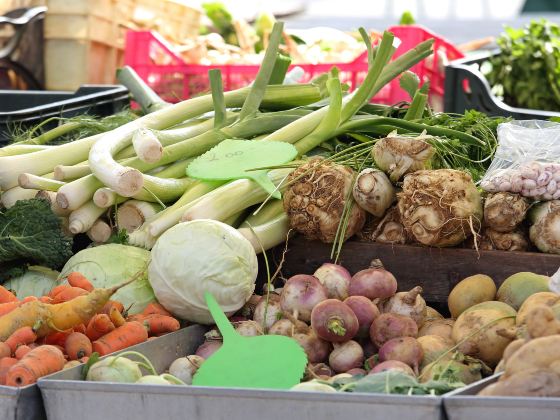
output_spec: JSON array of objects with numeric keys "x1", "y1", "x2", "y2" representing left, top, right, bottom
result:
[{"x1": 398, "y1": 169, "x2": 483, "y2": 247}]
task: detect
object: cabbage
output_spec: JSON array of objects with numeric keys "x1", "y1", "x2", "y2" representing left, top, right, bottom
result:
[
  {"x1": 3, "y1": 266, "x2": 59, "y2": 298},
  {"x1": 59, "y1": 244, "x2": 156, "y2": 314},
  {"x1": 148, "y1": 220, "x2": 258, "y2": 324}
]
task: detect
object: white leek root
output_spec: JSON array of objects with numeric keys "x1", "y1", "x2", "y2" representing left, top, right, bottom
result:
[
  {"x1": 54, "y1": 163, "x2": 91, "y2": 181},
  {"x1": 18, "y1": 173, "x2": 65, "y2": 192},
  {"x1": 35, "y1": 190, "x2": 71, "y2": 216},
  {"x1": 87, "y1": 219, "x2": 113, "y2": 243},
  {"x1": 132, "y1": 128, "x2": 163, "y2": 164},
  {"x1": 0, "y1": 187, "x2": 38, "y2": 208},
  {"x1": 116, "y1": 200, "x2": 162, "y2": 233},
  {"x1": 238, "y1": 212, "x2": 290, "y2": 253},
  {"x1": 69, "y1": 199, "x2": 123, "y2": 234}
]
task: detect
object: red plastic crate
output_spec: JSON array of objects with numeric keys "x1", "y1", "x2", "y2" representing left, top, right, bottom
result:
[{"x1": 124, "y1": 25, "x2": 463, "y2": 105}]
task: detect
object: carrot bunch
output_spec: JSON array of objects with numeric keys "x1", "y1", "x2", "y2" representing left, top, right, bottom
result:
[{"x1": 0, "y1": 272, "x2": 180, "y2": 386}]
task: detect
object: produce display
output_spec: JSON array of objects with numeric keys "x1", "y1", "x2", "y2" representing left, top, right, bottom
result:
[
  {"x1": 0, "y1": 11, "x2": 560, "y2": 420},
  {"x1": 0, "y1": 272, "x2": 179, "y2": 387}
]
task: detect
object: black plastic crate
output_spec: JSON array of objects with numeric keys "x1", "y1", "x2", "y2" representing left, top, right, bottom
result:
[
  {"x1": 0, "y1": 85, "x2": 129, "y2": 144},
  {"x1": 444, "y1": 50, "x2": 560, "y2": 119}
]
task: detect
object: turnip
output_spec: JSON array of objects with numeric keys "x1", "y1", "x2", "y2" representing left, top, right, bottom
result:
[
  {"x1": 234, "y1": 320, "x2": 263, "y2": 336},
  {"x1": 348, "y1": 260, "x2": 397, "y2": 300},
  {"x1": 381, "y1": 286, "x2": 427, "y2": 326},
  {"x1": 292, "y1": 331, "x2": 331, "y2": 363},
  {"x1": 283, "y1": 159, "x2": 366, "y2": 243},
  {"x1": 418, "y1": 319, "x2": 454, "y2": 341},
  {"x1": 420, "y1": 359, "x2": 483, "y2": 385},
  {"x1": 291, "y1": 380, "x2": 337, "y2": 392},
  {"x1": 352, "y1": 168, "x2": 396, "y2": 217},
  {"x1": 136, "y1": 374, "x2": 185, "y2": 385},
  {"x1": 417, "y1": 335, "x2": 454, "y2": 370},
  {"x1": 347, "y1": 368, "x2": 367, "y2": 376},
  {"x1": 280, "y1": 274, "x2": 328, "y2": 322},
  {"x1": 268, "y1": 316, "x2": 308, "y2": 337},
  {"x1": 310, "y1": 299, "x2": 359, "y2": 342},
  {"x1": 168, "y1": 355, "x2": 204, "y2": 385},
  {"x1": 86, "y1": 351, "x2": 157, "y2": 383},
  {"x1": 313, "y1": 263, "x2": 351, "y2": 300},
  {"x1": 359, "y1": 338, "x2": 378, "y2": 358},
  {"x1": 483, "y1": 192, "x2": 529, "y2": 232},
  {"x1": 378, "y1": 337, "x2": 423, "y2": 374},
  {"x1": 373, "y1": 132, "x2": 435, "y2": 182},
  {"x1": 253, "y1": 297, "x2": 283, "y2": 332},
  {"x1": 328, "y1": 340, "x2": 364, "y2": 373},
  {"x1": 369, "y1": 360, "x2": 415, "y2": 377},
  {"x1": 195, "y1": 340, "x2": 222, "y2": 359},
  {"x1": 398, "y1": 169, "x2": 483, "y2": 247},
  {"x1": 344, "y1": 296, "x2": 380, "y2": 337},
  {"x1": 306, "y1": 363, "x2": 333, "y2": 379},
  {"x1": 370, "y1": 313, "x2": 418, "y2": 347},
  {"x1": 239, "y1": 294, "x2": 262, "y2": 318}
]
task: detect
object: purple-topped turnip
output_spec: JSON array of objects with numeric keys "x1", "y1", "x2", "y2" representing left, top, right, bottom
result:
[
  {"x1": 349, "y1": 260, "x2": 397, "y2": 299},
  {"x1": 313, "y1": 263, "x2": 351, "y2": 300},
  {"x1": 370, "y1": 313, "x2": 418, "y2": 347},
  {"x1": 344, "y1": 296, "x2": 380, "y2": 337},
  {"x1": 311, "y1": 299, "x2": 359, "y2": 342},
  {"x1": 378, "y1": 337, "x2": 424, "y2": 375},
  {"x1": 280, "y1": 274, "x2": 328, "y2": 322},
  {"x1": 329, "y1": 340, "x2": 364, "y2": 373}
]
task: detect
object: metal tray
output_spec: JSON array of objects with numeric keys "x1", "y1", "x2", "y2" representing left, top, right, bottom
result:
[
  {"x1": 40, "y1": 325, "x2": 445, "y2": 420},
  {"x1": 0, "y1": 383, "x2": 45, "y2": 420},
  {"x1": 443, "y1": 373, "x2": 560, "y2": 420}
]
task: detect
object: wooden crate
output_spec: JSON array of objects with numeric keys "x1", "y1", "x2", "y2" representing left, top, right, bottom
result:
[{"x1": 274, "y1": 237, "x2": 560, "y2": 304}]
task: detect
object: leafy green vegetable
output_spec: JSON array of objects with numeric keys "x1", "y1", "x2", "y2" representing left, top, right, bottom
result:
[
  {"x1": 399, "y1": 71, "x2": 420, "y2": 99},
  {"x1": 331, "y1": 371, "x2": 464, "y2": 395},
  {"x1": 0, "y1": 199, "x2": 73, "y2": 271},
  {"x1": 487, "y1": 19, "x2": 560, "y2": 111},
  {"x1": 2, "y1": 266, "x2": 58, "y2": 298}
]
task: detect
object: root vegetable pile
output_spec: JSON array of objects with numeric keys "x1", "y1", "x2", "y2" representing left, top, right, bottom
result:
[{"x1": 0, "y1": 274, "x2": 180, "y2": 386}]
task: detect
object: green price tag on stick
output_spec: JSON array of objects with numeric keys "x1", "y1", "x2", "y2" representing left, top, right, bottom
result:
[
  {"x1": 192, "y1": 293, "x2": 307, "y2": 390},
  {"x1": 186, "y1": 139, "x2": 298, "y2": 199}
]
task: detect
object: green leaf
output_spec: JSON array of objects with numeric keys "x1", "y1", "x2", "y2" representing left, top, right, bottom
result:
[
  {"x1": 81, "y1": 352, "x2": 100, "y2": 380},
  {"x1": 399, "y1": 71, "x2": 420, "y2": 99}
]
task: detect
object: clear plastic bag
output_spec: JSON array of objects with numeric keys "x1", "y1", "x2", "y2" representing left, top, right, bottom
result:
[{"x1": 481, "y1": 120, "x2": 560, "y2": 201}]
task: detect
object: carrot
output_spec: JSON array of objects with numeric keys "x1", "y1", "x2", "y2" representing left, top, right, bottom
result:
[
  {"x1": 143, "y1": 315, "x2": 180, "y2": 336},
  {"x1": 0, "y1": 342, "x2": 11, "y2": 358},
  {"x1": 0, "y1": 358, "x2": 18, "y2": 385},
  {"x1": 15, "y1": 345, "x2": 31, "y2": 360},
  {"x1": 142, "y1": 303, "x2": 172, "y2": 317},
  {"x1": 101, "y1": 300, "x2": 124, "y2": 316},
  {"x1": 5, "y1": 327, "x2": 37, "y2": 353},
  {"x1": 45, "y1": 331, "x2": 72, "y2": 347},
  {"x1": 0, "y1": 277, "x2": 136, "y2": 341},
  {"x1": 39, "y1": 296, "x2": 53, "y2": 304},
  {"x1": 66, "y1": 272, "x2": 94, "y2": 292},
  {"x1": 86, "y1": 314, "x2": 115, "y2": 341},
  {"x1": 0, "y1": 286, "x2": 18, "y2": 303},
  {"x1": 51, "y1": 287, "x2": 88, "y2": 304},
  {"x1": 6, "y1": 345, "x2": 65, "y2": 386},
  {"x1": 109, "y1": 306, "x2": 126, "y2": 327},
  {"x1": 73, "y1": 324, "x2": 87, "y2": 335},
  {"x1": 65, "y1": 332, "x2": 92, "y2": 360},
  {"x1": 92, "y1": 321, "x2": 148, "y2": 356},
  {"x1": 48, "y1": 284, "x2": 71, "y2": 298},
  {"x1": 0, "y1": 302, "x2": 20, "y2": 317},
  {"x1": 21, "y1": 296, "x2": 37, "y2": 303},
  {"x1": 126, "y1": 314, "x2": 146, "y2": 323}
]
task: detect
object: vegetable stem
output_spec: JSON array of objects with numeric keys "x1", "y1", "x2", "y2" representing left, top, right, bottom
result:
[{"x1": 209, "y1": 69, "x2": 227, "y2": 129}]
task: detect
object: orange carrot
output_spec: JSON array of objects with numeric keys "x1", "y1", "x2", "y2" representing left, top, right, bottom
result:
[
  {"x1": 39, "y1": 296, "x2": 53, "y2": 304},
  {"x1": 143, "y1": 315, "x2": 180, "y2": 336},
  {"x1": 5, "y1": 327, "x2": 37, "y2": 353},
  {"x1": 51, "y1": 287, "x2": 88, "y2": 304},
  {"x1": 14, "y1": 345, "x2": 31, "y2": 360},
  {"x1": 0, "y1": 358, "x2": 18, "y2": 385},
  {"x1": 92, "y1": 321, "x2": 148, "y2": 356},
  {"x1": 101, "y1": 300, "x2": 125, "y2": 316},
  {"x1": 126, "y1": 314, "x2": 146, "y2": 323},
  {"x1": 21, "y1": 296, "x2": 38, "y2": 303},
  {"x1": 48, "y1": 284, "x2": 71, "y2": 298},
  {"x1": 85, "y1": 314, "x2": 115, "y2": 341},
  {"x1": 142, "y1": 303, "x2": 172, "y2": 317},
  {"x1": 65, "y1": 332, "x2": 92, "y2": 360},
  {"x1": 73, "y1": 324, "x2": 87, "y2": 335},
  {"x1": 66, "y1": 272, "x2": 94, "y2": 292},
  {"x1": 0, "y1": 302, "x2": 19, "y2": 317},
  {"x1": 6, "y1": 345, "x2": 65, "y2": 386},
  {"x1": 109, "y1": 306, "x2": 126, "y2": 327},
  {"x1": 0, "y1": 286, "x2": 18, "y2": 303},
  {"x1": 0, "y1": 342, "x2": 11, "y2": 358},
  {"x1": 45, "y1": 331, "x2": 72, "y2": 347}
]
